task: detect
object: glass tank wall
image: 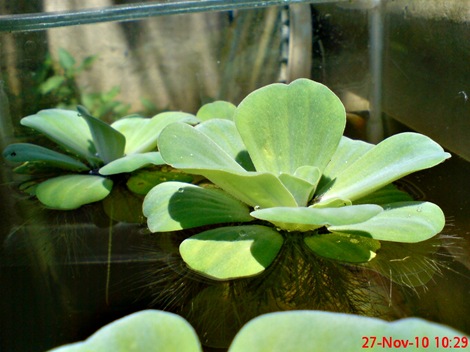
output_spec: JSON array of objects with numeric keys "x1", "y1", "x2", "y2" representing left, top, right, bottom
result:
[{"x1": 1, "y1": 1, "x2": 469, "y2": 351}]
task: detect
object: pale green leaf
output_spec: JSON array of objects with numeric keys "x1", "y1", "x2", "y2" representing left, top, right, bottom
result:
[
  {"x1": 158, "y1": 122, "x2": 245, "y2": 172},
  {"x1": 251, "y1": 205, "x2": 383, "y2": 232},
  {"x1": 228, "y1": 311, "x2": 467, "y2": 352},
  {"x1": 179, "y1": 225, "x2": 283, "y2": 280},
  {"x1": 195, "y1": 119, "x2": 254, "y2": 170},
  {"x1": 294, "y1": 165, "x2": 322, "y2": 186},
  {"x1": 318, "y1": 136, "x2": 374, "y2": 190},
  {"x1": 317, "y1": 133, "x2": 451, "y2": 204},
  {"x1": 278, "y1": 173, "x2": 317, "y2": 206},
  {"x1": 36, "y1": 174, "x2": 113, "y2": 210},
  {"x1": 111, "y1": 112, "x2": 199, "y2": 154},
  {"x1": 196, "y1": 100, "x2": 236, "y2": 121},
  {"x1": 196, "y1": 170, "x2": 297, "y2": 208},
  {"x1": 304, "y1": 232, "x2": 380, "y2": 263},
  {"x1": 20, "y1": 109, "x2": 100, "y2": 165},
  {"x1": 234, "y1": 78, "x2": 346, "y2": 175},
  {"x1": 159, "y1": 122, "x2": 296, "y2": 207},
  {"x1": 143, "y1": 182, "x2": 253, "y2": 232},
  {"x1": 99, "y1": 152, "x2": 164, "y2": 175},
  {"x1": 48, "y1": 310, "x2": 202, "y2": 352},
  {"x1": 3, "y1": 143, "x2": 89, "y2": 172},
  {"x1": 329, "y1": 201, "x2": 445, "y2": 243},
  {"x1": 77, "y1": 106, "x2": 125, "y2": 164}
]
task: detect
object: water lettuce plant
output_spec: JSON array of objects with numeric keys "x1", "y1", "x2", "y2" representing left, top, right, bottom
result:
[
  {"x1": 143, "y1": 79, "x2": 451, "y2": 280},
  {"x1": 48, "y1": 309, "x2": 468, "y2": 352},
  {"x1": 2, "y1": 107, "x2": 198, "y2": 210}
]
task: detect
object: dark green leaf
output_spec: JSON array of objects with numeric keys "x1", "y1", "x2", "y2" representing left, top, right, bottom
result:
[
  {"x1": 304, "y1": 232, "x2": 380, "y2": 263},
  {"x1": 3, "y1": 143, "x2": 89, "y2": 172}
]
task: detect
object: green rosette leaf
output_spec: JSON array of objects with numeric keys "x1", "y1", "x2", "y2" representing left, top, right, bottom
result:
[
  {"x1": 234, "y1": 79, "x2": 346, "y2": 175},
  {"x1": 329, "y1": 201, "x2": 445, "y2": 243},
  {"x1": 304, "y1": 233, "x2": 381, "y2": 263},
  {"x1": 228, "y1": 311, "x2": 467, "y2": 352},
  {"x1": 251, "y1": 204, "x2": 383, "y2": 232},
  {"x1": 143, "y1": 182, "x2": 253, "y2": 232},
  {"x1": 180, "y1": 225, "x2": 283, "y2": 280},
  {"x1": 3, "y1": 143, "x2": 89, "y2": 172},
  {"x1": 77, "y1": 106, "x2": 125, "y2": 164},
  {"x1": 111, "y1": 111, "x2": 199, "y2": 154},
  {"x1": 99, "y1": 152, "x2": 165, "y2": 175},
  {"x1": 317, "y1": 133, "x2": 451, "y2": 204},
  {"x1": 36, "y1": 174, "x2": 113, "y2": 210},
  {"x1": 196, "y1": 100, "x2": 236, "y2": 121},
  {"x1": 20, "y1": 109, "x2": 100, "y2": 165},
  {"x1": 47, "y1": 310, "x2": 202, "y2": 352}
]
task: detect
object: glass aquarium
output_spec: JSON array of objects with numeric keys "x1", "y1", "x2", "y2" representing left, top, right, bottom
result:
[{"x1": 1, "y1": 0, "x2": 469, "y2": 351}]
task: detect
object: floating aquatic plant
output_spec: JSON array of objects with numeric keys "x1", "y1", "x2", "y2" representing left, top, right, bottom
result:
[
  {"x1": 47, "y1": 309, "x2": 468, "y2": 352},
  {"x1": 2, "y1": 107, "x2": 198, "y2": 210},
  {"x1": 143, "y1": 79, "x2": 451, "y2": 280}
]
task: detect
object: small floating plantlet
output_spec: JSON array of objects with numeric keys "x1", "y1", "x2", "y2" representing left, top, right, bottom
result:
[
  {"x1": 3, "y1": 107, "x2": 198, "y2": 211},
  {"x1": 143, "y1": 78, "x2": 451, "y2": 280}
]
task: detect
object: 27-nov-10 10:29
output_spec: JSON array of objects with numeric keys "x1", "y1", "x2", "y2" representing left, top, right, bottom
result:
[{"x1": 362, "y1": 335, "x2": 469, "y2": 349}]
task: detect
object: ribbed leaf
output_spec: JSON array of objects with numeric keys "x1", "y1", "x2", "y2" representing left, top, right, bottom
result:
[
  {"x1": 234, "y1": 79, "x2": 346, "y2": 175},
  {"x1": 197, "y1": 170, "x2": 297, "y2": 208},
  {"x1": 3, "y1": 143, "x2": 89, "y2": 172},
  {"x1": 196, "y1": 100, "x2": 236, "y2": 121},
  {"x1": 329, "y1": 201, "x2": 445, "y2": 243},
  {"x1": 143, "y1": 182, "x2": 253, "y2": 232},
  {"x1": 179, "y1": 225, "x2": 283, "y2": 280},
  {"x1": 195, "y1": 119, "x2": 254, "y2": 170},
  {"x1": 77, "y1": 106, "x2": 125, "y2": 164},
  {"x1": 20, "y1": 109, "x2": 99, "y2": 165},
  {"x1": 278, "y1": 173, "x2": 317, "y2": 206},
  {"x1": 318, "y1": 136, "x2": 374, "y2": 190},
  {"x1": 111, "y1": 112, "x2": 199, "y2": 154},
  {"x1": 48, "y1": 310, "x2": 202, "y2": 352},
  {"x1": 158, "y1": 122, "x2": 245, "y2": 172},
  {"x1": 99, "y1": 152, "x2": 164, "y2": 175},
  {"x1": 158, "y1": 122, "x2": 297, "y2": 207},
  {"x1": 228, "y1": 311, "x2": 467, "y2": 352},
  {"x1": 317, "y1": 133, "x2": 451, "y2": 204},
  {"x1": 36, "y1": 175, "x2": 113, "y2": 210},
  {"x1": 251, "y1": 205, "x2": 383, "y2": 232}
]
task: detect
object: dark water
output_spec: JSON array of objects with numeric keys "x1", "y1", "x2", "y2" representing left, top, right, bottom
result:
[{"x1": 1, "y1": 152, "x2": 469, "y2": 351}]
